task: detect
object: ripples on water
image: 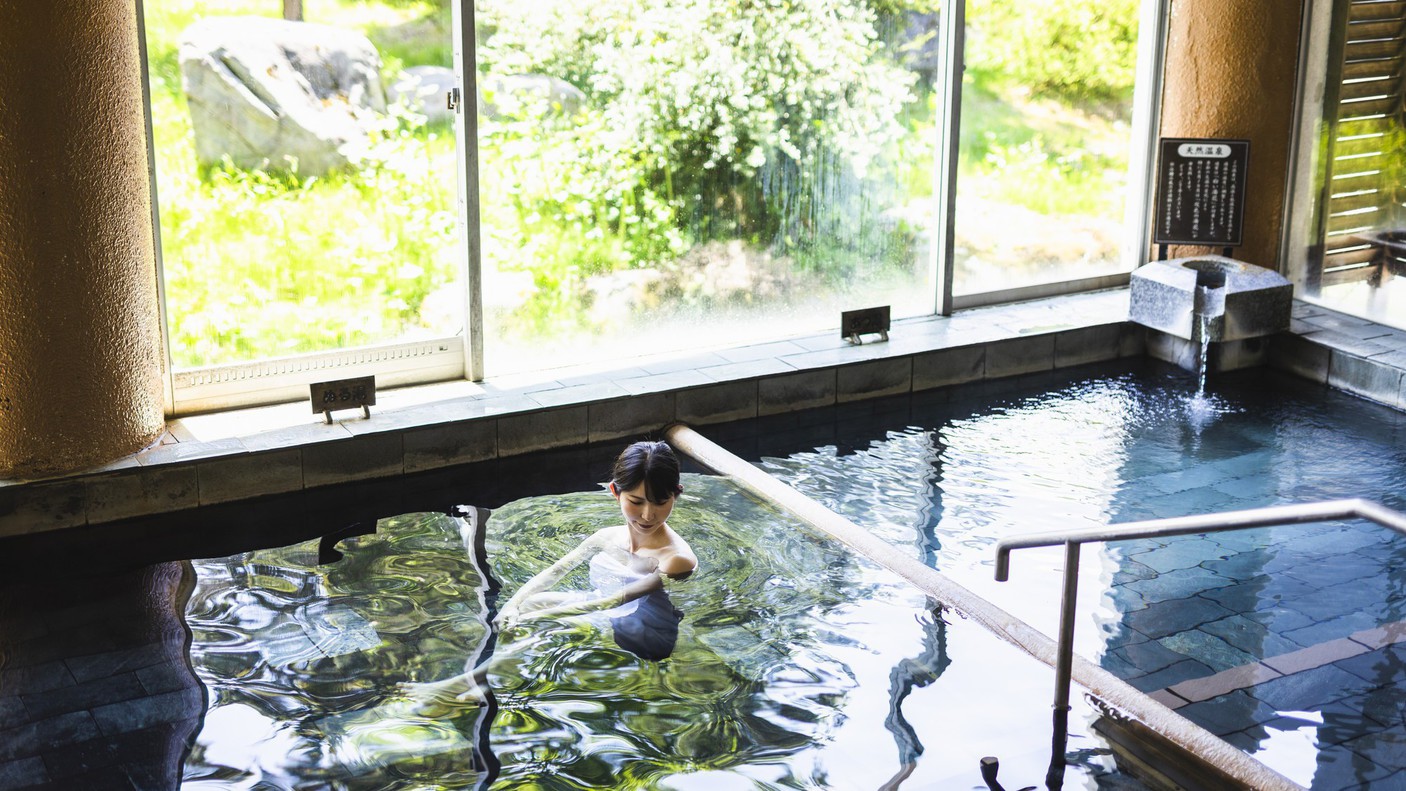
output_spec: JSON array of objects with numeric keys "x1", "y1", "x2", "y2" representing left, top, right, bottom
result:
[
  {"x1": 754, "y1": 372, "x2": 1260, "y2": 585},
  {"x1": 183, "y1": 476, "x2": 1136, "y2": 789},
  {"x1": 755, "y1": 365, "x2": 1406, "y2": 579},
  {"x1": 752, "y1": 364, "x2": 1406, "y2": 790}
]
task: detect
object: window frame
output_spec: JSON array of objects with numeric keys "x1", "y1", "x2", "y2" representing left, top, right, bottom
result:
[
  {"x1": 141, "y1": 0, "x2": 1164, "y2": 416},
  {"x1": 137, "y1": 0, "x2": 482, "y2": 416},
  {"x1": 1282, "y1": 0, "x2": 1363, "y2": 297},
  {"x1": 943, "y1": 0, "x2": 1166, "y2": 313}
]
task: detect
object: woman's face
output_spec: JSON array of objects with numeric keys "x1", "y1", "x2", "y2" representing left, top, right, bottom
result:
[{"x1": 615, "y1": 482, "x2": 675, "y2": 534}]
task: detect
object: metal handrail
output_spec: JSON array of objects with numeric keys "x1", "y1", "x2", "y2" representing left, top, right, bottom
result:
[{"x1": 994, "y1": 498, "x2": 1406, "y2": 786}]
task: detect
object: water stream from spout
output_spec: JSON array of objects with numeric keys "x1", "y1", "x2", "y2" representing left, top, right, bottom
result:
[
  {"x1": 1192, "y1": 283, "x2": 1217, "y2": 399},
  {"x1": 1196, "y1": 310, "x2": 1210, "y2": 397},
  {"x1": 1186, "y1": 300, "x2": 1230, "y2": 441}
]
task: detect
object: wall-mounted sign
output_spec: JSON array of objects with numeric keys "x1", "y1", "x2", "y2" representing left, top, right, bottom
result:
[{"x1": 1153, "y1": 138, "x2": 1250, "y2": 247}]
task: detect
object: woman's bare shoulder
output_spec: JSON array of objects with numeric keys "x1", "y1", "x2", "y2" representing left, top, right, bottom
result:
[
  {"x1": 659, "y1": 552, "x2": 697, "y2": 577},
  {"x1": 659, "y1": 529, "x2": 698, "y2": 576}
]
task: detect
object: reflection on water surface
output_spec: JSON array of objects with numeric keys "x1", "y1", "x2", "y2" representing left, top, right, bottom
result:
[
  {"x1": 182, "y1": 474, "x2": 1141, "y2": 789},
  {"x1": 747, "y1": 363, "x2": 1406, "y2": 791}
]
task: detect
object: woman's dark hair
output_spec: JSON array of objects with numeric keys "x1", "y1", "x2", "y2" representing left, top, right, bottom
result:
[{"x1": 611, "y1": 441, "x2": 681, "y2": 504}]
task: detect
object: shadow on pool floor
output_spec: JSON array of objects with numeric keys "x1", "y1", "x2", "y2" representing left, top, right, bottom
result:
[{"x1": 0, "y1": 563, "x2": 203, "y2": 790}]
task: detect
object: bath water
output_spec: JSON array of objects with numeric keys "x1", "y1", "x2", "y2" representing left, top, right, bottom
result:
[
  {"x1": 745, "y1": 360, "x2": 1406, "y2": 791},
  {"x1": 180, "y1": 474, "x2": 1149, "y2": 789}
]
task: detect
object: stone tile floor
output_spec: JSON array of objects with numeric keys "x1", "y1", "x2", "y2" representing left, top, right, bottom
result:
[
  {"x1": 1088, "y1": 385, "x2": 1406, "y2": 791},
  {"x1": 1102, "y1": 524, "x2": 1406, "y2": 791},
  {"x1": 0, "y1": 564, "x2": 203, "y2": 790}
]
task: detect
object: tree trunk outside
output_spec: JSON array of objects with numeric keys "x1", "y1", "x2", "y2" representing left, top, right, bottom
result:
[{"x1": 283, "y1": 0, "x2": 303, "y2": 21}]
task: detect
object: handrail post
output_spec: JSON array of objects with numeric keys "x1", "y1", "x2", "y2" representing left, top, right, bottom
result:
[
  {"x1": 1046, "y1": 541, "x2": 1080, "y2": 788},
  {"x1": 1054, "y1": 541, "x2": 1080, "y2": 716},
  {"x1": 990, "y1": 498, "x2": 1406, "y2": 791}
]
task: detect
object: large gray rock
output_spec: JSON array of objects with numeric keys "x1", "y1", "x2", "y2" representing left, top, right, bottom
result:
[
  {"x1": 179, "y1": 16, "x2": 387, "y2": 175},
  {"x1": 387, "y1": 65, "x2": 457, "y2": 125},
  {"x1": 480, "y1": 74, "x2": 584, "y2": 119}
]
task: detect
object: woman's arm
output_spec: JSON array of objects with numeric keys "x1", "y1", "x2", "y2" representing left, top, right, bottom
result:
[
  {"x1": 496, "y1": 529, "x2": 608, "y2": 623},
  {"x1": 521, "y1": 570, "x2": 665, "y2": 620}
]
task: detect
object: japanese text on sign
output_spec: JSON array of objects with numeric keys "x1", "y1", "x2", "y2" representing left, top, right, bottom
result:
[
  {"x1": 1177, "y1": 143, "x2": 1233, "y2": 158},
  {"x1": 309, "y1": 375, "x2": 376, "y2": 414},
  {"x1": 1154, "y1": 138, "x2": 1249, "y2": 247}
]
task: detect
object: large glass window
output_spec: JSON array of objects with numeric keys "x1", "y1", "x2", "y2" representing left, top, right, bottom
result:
[
  {"x1": 474, "y1": 0, "x2": 943, "y2": 375},
  {"x1": 1288, "y1": 0, "x2": 1406, "y2": 329},
  {"x1": 142, "y1": 0, "x2": 465, "y2": 410},
  {"x1": 952, "y1": 0, "x2": 1143, "y2": 299},
  {"x1": 142, "y1": 0, "x2": 1154, "y2": 410}
]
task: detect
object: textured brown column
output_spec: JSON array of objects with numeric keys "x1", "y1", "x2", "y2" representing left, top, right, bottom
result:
[
  {"x1": 0, "y1": 0, "x2": 165, "y2": 477},
  {"x1": 1158, "y1": 0, "x2": 1304, "y2": 269}
]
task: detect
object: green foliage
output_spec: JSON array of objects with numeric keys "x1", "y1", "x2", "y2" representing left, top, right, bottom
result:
[
  {"x1": 381, "y1": 0, "x2": 447, "y2": 9},
  {"x1": 157, "y1": 105, "x2": 459, "y2": 366},
  {"x1": 477, "y1": 0, "x2": 917, "y2": 237},
  {"x1": 975, "y1": 136, "x2": 1124, "y2": 216},
  {"x1": 956, "y1": 82, "x2": 1127, "y2": 217},
  {"x1": 364, "y1": 3, "x2": 452, "y2": 69},
  {"x1": 868, "y1": 0, "x2": 943, "y2": 13},
  {"x1": 967, "y1": 0, "x2": 1138, "y2": 106},
  {"x1": 143, "y1": 0, "x2": 1138, "y2": 363},
  {"x1": 470, "y1": 0, "x2": 925, "y2": 336},
  {"x1": 145, "y1": 0, "x2": 459, "y2": 367},
  {"x1": 475, "y1": 99, "x2": 691, "y2": 335}
]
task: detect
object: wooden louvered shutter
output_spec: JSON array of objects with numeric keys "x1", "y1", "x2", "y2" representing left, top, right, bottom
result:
[{"x1": 1316, "y1": 0, "x2": 1406, "y2": 288}]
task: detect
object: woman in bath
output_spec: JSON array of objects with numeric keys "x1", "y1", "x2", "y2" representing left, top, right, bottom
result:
[{"x1": 402, "y1": 440, "x2": 697, "y2": 709}]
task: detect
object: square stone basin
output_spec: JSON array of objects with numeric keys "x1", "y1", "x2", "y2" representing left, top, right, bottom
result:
[{"x1": 1129, "y1": 255, "x2": 1292, "y2": 343}]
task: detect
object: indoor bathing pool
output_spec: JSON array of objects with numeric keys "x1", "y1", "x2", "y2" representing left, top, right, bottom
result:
[
  {"x1": 732, "y1": 359, "x2": 1406, "y2": 791},
  {"x1": 176, "y1": 474, "x2": 1148, "y2": 790}
]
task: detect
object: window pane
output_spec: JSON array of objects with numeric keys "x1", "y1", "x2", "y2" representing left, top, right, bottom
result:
[
  {"x1": 476, "y1": 0, "x2": 941, "y2": 375},
  {"x1": 143, "y1": 1, "x2": 461, "y2": 369},
  {"x1": 1296, "y1": 0, "x2": 1406, "y2": 328},
  {"x1": 953, "y1": 0, "x2": 1139, "y2": 297}
]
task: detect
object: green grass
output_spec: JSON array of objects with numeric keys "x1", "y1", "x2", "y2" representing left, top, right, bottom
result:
[
  {"x1": 145, "y1": 0, "x2": 458, "y2": 367},
  {"x1": 957, "y1": 80, "x2": 1127, "y2": 217},
  {"x1": 158, "y1": 127, "x2": 458, "y2": 365}
]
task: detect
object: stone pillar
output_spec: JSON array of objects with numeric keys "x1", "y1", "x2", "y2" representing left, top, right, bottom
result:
[
  {"x1": 1158, "y1": 0, "x2": 1304, "y2": 270},
  {"x1": 0, "y1": 0, "x2": 166, "y2": 478}
]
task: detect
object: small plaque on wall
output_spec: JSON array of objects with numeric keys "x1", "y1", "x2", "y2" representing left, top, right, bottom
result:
[
  {"x1": 310, "y1": 375, "x2": 376, "y2": 423},
  {"x1": 1154, "y1": 138, "x2": 1250, "y2": 247}
]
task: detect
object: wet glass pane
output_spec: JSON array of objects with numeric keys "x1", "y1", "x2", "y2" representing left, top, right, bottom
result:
[
  {"x1": 1299, "y1": 0, "x2": 1406, "y2": 328},
  {"x1": 143, "y1": 1, "x2": 461, "y2": 368},
  {"x1": 476, "y1": 0, "x2": 941, "y2": 375},
  {"x1": 952, "y1": 0, "x2": 1139, "y2": 297}
]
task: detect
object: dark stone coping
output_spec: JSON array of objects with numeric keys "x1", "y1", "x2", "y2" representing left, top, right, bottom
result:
[{"x1": 1, "y1": 290, "x2": 1402, "y2": 550}]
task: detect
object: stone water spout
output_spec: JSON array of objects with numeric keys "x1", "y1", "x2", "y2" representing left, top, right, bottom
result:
[
  {"x1": 1129, "y1": 255, "x2": 1292, "y2": 343},
  {"x1": 1128, "y1": 255, "x2": 1292, "y2": 377}
]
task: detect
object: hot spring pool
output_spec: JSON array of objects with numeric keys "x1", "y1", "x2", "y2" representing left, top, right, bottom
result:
[
  {"x1": 738, "y1": 360, "x2": 1406, "y2": 791},
  {"x1": 179, "y1": 474, "x2": 1148, "y2": 790}
]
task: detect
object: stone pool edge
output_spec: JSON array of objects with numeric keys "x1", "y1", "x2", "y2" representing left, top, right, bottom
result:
[{"x1": 3, "y1": 290, "x2": 1405, "y2": 539}]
